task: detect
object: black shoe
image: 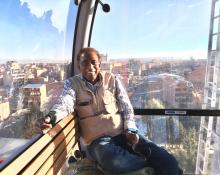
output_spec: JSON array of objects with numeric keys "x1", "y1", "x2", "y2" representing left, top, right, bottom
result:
[{"x1": 178, "y1": 167, "x2": 183, "y2": 175}]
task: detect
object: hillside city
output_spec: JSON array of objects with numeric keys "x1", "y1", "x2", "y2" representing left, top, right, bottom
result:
[
  {"x1": 0, "y1": 54, "x2": 206, "y2": 135},
  {"x1": 0, "y1": 55, "x2": 206, "y2": 118},
  {"x1": 0, "y1": 54, "x2": 209, "y2": 173}
]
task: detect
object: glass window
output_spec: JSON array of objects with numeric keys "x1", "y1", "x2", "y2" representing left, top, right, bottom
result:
[
  {"x1": 0, "y1": 0, "x2": 77, "y2": 165},
  {"x1": 91, "y1": 0, "x2": 211, "y2": 110},
  {"x1": 135, "y1": 114, "x2": 220, "y2": 174},
  {"x1": 91, "y1": 1, "x2": 220, "y2": 174}
]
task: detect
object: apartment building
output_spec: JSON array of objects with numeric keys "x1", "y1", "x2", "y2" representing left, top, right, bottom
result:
[
  {"x1": 3, "y1": 61, "x2": 25, "y2": 87},
  {"x1": 0, "y1": 101, "x2": 10, "y2": 121},
  {"x1": 22, "y1": 84, "x2": 47, "y2": 110}
]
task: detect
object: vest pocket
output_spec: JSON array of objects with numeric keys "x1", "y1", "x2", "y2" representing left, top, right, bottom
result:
[
  {"x1": 77, "y1": 99, "x2": 94, "y2": 118},
  {"x1": 78, "y1": 100, "x2": 91, "y2": 106}
]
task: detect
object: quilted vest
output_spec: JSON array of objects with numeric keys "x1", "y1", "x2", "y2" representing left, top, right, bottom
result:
[{"x1": 70, "y1": 71, "x2": 123, "y2": 144}]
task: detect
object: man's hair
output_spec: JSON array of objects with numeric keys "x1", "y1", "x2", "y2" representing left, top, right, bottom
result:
[{"x1": 77, "y1": 47, "x2": 101, "y2": 62}]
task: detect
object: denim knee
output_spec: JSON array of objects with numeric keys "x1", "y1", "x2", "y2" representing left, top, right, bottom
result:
[
  {"x1": 97, "y1": 147, "x2": 120, "y2": 172},
  {"x1": 89, "y1": 138, "x2": 147, "y2": 173},
  {"x1": 149, "y1": 144, "x2": 179, "y2": 175}
]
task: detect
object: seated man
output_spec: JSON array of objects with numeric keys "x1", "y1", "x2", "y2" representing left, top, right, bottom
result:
[{"x1": 37, "y1": 47, "x2": 182, "y2": 175}]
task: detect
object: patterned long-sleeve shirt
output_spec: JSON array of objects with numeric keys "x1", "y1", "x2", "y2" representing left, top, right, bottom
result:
[{"x1": 50, "y1": 73, "x2": 138, "y2": 131}]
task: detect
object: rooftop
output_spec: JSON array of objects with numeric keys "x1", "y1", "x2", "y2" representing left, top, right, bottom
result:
[{"x1": 23, "y1": 84, "x2": 45, "y2": 89}]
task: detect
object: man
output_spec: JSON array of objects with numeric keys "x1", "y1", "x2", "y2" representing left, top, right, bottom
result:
[{"x1": 38, "y1": 47, "x2": 182, "y2": 175}]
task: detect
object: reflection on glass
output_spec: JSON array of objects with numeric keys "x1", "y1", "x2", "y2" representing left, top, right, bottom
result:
[
  {"x1": 99, "y1": 55, "x2": 206, "y2": 109},
  {"x1": 91, "y1": 0, "x2": 220, "y2": 174},
  {"x1": 0, "y1": 0, "x2": 77, "y2": 165},
  {"x1": 92, "y1": 0, "x2": 210, "y2": 110}
]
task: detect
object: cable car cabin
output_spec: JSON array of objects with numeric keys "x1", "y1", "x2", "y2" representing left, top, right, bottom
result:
[{"x1": 0, "y1": 0, "x2": 220, "y2": 174}]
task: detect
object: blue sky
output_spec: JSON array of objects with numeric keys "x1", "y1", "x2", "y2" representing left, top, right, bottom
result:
[
  {"x1": 0, "y1": 0, "x2": 76, "y2": 62},
  {"x1": 0, "y1": 0, "x2": 212, "y2": 61},
  {"x1": 92, "y1": 0, "x2": 212, "y2": 59}
]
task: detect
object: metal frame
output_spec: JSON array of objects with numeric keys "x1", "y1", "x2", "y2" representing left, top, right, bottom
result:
[
  {"x1": 134, "y1": 109, "x2": 220, "y2": 116},
  {"x1": 71, "y1": 0, "x2": 98, "y2": 76}
]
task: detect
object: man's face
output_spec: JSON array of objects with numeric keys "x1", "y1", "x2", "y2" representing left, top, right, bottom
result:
[{"x1": 78, "y1": 52, "x2": 101, "y2": 83}]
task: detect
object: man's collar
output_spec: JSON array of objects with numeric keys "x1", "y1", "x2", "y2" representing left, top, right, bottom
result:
[{"x1": 80, "y1": 73, "x2": 102, "y2": 85}]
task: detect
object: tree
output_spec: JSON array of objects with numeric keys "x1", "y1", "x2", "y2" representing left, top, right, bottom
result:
[
  {"x1": 174, "y1": 124, "x2": 199, "y2": 173},
  {"x1": 141, "y1": 98, "x2": 165, "y2": 139},
  {"x1": 23, "y1": 104, "x2": 44, "y2": 138},
  {"x1": 145, "y1": 98, "x2": 164, "y2": 109}
]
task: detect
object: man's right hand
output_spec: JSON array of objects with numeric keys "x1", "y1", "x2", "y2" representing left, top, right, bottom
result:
[
  {"x1": 125, "y1": 131, "x2": 139, "y2": 146},
  {"x1": 35, "y1": 116, "x2": 53, "y2": 134}
]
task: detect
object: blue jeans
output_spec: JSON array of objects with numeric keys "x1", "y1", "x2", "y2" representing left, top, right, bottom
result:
[{"x1": 88, "y1": 134, "x2": 179, "y2": 175}]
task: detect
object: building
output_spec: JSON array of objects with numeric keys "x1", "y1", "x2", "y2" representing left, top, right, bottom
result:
[
  {"x1": 0, "y1": 101, "x2": 10, "y2": 121},
  {"x1": 161, "y1": 75, "x2": 176, "y2": 107},
  {"x1": 175, "y1": 80, "x2": 193, "y2": 108},
  {"x1": 22, "y1": 84, "x2": 47, "y2": 110},
  {"x1": 3, "y1": 61, "x2": 25, "y2": 87},
  {"x1": 100, "y1": 54, "x2": 112, "y2": 72},
  {"x1": 128, "y1": 59, "x2": 141, "y2": 76}
]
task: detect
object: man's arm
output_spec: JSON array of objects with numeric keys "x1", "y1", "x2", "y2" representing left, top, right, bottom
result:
[
  {"x1": 115, "y1": 75, "x2": 139, "y2": 145},
  {"x1": 49, "y1": 79, "x2": 76, "y2": 122},
  {"x1": 37, "y1": 79, "x2": 76, "y2": 133},
  {"x1": 115, "y1": 75, "x2": 138, "y2": 132}
]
